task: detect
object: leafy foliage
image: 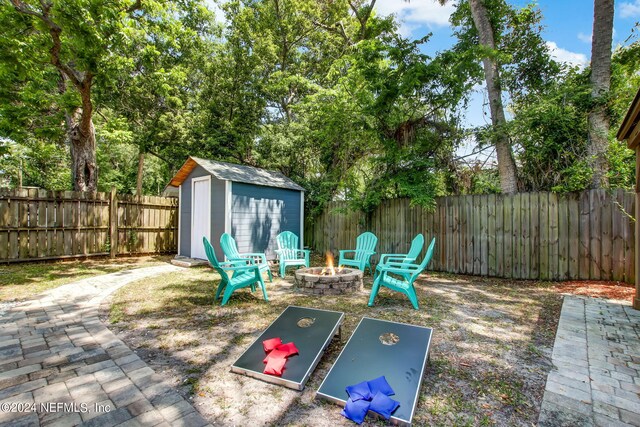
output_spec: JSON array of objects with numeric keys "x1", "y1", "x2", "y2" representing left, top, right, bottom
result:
[{"x1": 0, "y1": 0, "x2": 636, "y2": 216}]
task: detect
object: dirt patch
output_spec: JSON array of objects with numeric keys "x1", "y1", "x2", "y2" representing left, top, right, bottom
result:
[
  {"x1": 554, "y1": 280, "x2": 635, "y2": 302},
  {"x1": 103, "y1": 268, "x2": 562, "y2": 426}
]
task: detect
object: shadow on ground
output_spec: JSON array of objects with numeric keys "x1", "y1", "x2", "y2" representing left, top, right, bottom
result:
[{"x1": 104, "y1": 267, "x2": 563, "y2": 426}]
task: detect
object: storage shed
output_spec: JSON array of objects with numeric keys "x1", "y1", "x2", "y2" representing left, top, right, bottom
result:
[{"x1": 167, "y1": 157, "x2": 305, "y2": 261}]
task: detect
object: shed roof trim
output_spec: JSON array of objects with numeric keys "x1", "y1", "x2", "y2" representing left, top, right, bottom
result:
[
  {"x1": 617, "y1": 86, "x2": 640, "y2": 149},
  {"x1": 168, "y1": 157, "x2": 305, "y2": 191}
]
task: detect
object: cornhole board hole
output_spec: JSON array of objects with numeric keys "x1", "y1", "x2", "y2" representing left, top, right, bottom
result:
[
  {"x1": 231, "y1": 306, "x2": 344, "y2": 390},
  {"x1": 316, "y1": 317, "x2": 433, "y2": 426}
]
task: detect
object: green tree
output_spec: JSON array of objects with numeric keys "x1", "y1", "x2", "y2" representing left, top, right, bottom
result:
[
  {"x1": 0, "y1": 0, "x2": 211, "y2": 192},
  {"x1": 439, "y1": 0, "x2": 518, "y2": 194}
]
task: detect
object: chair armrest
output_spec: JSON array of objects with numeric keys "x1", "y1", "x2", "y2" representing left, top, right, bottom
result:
[
  {"x1": 227, "y1": 257, "x2": 255, "y2": 265},
  {"x1": 384, "y1": 262, "x2": 420, "y2": 270},
  {"x1": 220, "y1": 260, "x2": 248, "y2": 267},
  {"x1": 221, "y1": 264, "x2": 260, "y2": 272},
  {"x1": 240, "y1": 253, "x2": 268, "y2": 264},
  {"x1": 382, "y1": 267, "x2": 417, "y2": 276},
  {"x1": 339, "y1": 250, "x2": 356, "y2": 256},
  {"x1": 387, "y1": 256, "x2": 416, "y2": 264},
  {"x1": 379, "y1": 253, "x2": 407, "y2": 264}
]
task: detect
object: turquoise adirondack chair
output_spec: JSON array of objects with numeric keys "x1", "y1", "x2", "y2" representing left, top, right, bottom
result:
[
  {"x1": 203, "y1": 237, "x2": 269, "y2": 306},
  {"x1": 275, "y1": 231, "x2": 310, "y2": 277},
  {"x1": 368, "y1": 238, "x2": 436, "y2": 310},
  {"x1": 373, "y1": 234, "x2": 425, "y2": 281},
  {"x1": 220, "y1": 233, "x2": 273, "y2": 282},
  {"x1": 338, "y1": 232, "x2": 378, "y2": 274}
]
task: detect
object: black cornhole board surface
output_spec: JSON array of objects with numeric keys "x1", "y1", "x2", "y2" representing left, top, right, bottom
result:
[
  {"x1": 231, "y1": 306, "x2": 344, "y2": 390},
  {"x1": 316, "y1": 317, "x2": 433, "y2": 426}
]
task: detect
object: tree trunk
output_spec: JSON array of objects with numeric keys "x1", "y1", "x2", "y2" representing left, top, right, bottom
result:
[
  {"x1": 588, "y1": 0, "x2": 614, "y2": 189},
  {"x1": 67, "y1": 108, "x2": 97, "y2": 192},
  {"x1": 136, "y1": 152, "x2": 145, "y2": 195},
  {"x1": 469, "y1": 0, "x2": 518, "y2": 194}
]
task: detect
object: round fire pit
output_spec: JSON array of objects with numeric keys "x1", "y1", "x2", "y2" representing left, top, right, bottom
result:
[{"x1": 294, "y1": 267, "x2": 364, "y2": 295}]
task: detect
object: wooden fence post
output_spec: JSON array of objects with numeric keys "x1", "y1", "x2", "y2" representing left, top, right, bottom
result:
[
  {"x1": 635, "y1": 146, "x2": 640, "y2": 309},
  {"x1": 109, "y1": 187, "x2": 118, "y2": 258}
]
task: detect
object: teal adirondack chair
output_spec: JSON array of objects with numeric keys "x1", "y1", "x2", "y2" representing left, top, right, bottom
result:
[
  {"x1": 373, "y1": 234, "x2": 425, "y2": 281},
  {"x1": 338, "y1": 232, "x2": 378, "y2": 274},
  {"x1": 203, "y1": 237, "x2": 269, "y2": 306},
  {"x1": 368, "y1": 238, "x2": 436, "y2": 310},
  {"x1": 275, "y1": 231, "x2": 310, "y2": 277},
  {"x1": 220, "y1": 233, "x2": 273, "y2": 282}
]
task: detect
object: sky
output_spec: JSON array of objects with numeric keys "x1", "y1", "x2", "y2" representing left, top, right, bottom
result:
[
  {"x1": 375, "y1": 0, "x2": 640, "y2": 129},
  {"x1": 209, "y1": 0, "x2": 640, "y2": 161}
]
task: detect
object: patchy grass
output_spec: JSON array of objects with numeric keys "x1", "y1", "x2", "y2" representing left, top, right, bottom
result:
[
  {"x1": 107, "y1": 264, "x2": 563, "y2": 427},
  {"x1": 0, "y1": 255, "x2": 172, "y2": 302}
]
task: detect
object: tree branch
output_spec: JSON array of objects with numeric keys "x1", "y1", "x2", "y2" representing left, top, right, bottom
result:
[
  {"x1": 10, "y1": 0, "x2": 86, "y2": 88},
  {"x1": 127, "y1": 0, "x2": 143, "y2": 13},
  {"x1": 312, "y1": 19, "x2": 351, "y2": 44}
]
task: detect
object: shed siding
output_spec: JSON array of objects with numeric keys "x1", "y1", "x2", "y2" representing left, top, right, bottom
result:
[
  {"x1": 231, "y1": 183, "x2": 301, "y2": 259},
  {"x1": 210, "y1": 177, "x2": 226, "y2": 260},
  {"x1": 180, "y1": 165, "x2": 226, "y2": 259}
]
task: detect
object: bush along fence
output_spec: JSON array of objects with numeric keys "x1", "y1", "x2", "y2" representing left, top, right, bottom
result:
[
  {"x1": 0, "y1": 188, "x2": 178, "y2": 263},
  {"x1": 306, "y1": 189, "x2": 636, "y2": 284}
]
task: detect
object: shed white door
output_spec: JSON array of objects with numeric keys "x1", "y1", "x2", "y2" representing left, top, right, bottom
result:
[{"x1": 191, "y1": 177, "x2": 211, "y2": 260}]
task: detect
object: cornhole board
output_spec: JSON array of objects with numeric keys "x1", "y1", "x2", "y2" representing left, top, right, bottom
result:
[
  {"x1": 231, "y1": 305, "x2": 344, "y2": 390},
  {"x1": 316, "y1": 317, "x2": 433, "y2": 426}
]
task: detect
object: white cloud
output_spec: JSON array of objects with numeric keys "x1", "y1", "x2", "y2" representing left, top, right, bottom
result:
[
  {"x1": 375, "y1": 0, "x2": 455, "y2": 36},
  {"x1": 577, "y1": 32, "x2": 592, "y2": 43},
  {"x1": 620, "y1": 0, "x2": 640, "y2": 18},
  {"x1": 546, "y1": 41, "x2": 588, "y2": 68},
  {"x1": 204, "y1": 0, "x2": 227, "y2": 25}
]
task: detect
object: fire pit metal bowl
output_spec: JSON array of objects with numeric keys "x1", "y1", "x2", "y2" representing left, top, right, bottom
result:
[{"x1": 294, "y1": 267, "x2": 364, "y2": 295}]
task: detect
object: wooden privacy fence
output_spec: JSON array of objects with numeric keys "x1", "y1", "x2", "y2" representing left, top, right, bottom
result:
[
  {"x1": 0, "y1": 188, "x2": 178, "y2": 263},
  {"x1": 306, "y1": 189, "x2": 636, "y2": 284}
]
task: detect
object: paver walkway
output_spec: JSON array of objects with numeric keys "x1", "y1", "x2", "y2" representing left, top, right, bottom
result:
[
  {"x1": 0, "y1": 264, "x2": 212, "y2": 427},
  {"x1": 539, "y1": 295, "x2": 640, "y2": 427}
]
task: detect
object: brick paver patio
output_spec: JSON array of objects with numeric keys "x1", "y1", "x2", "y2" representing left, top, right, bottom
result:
[
  {"x1": 539, "y1": 295, "x2": 640, "y2": 427},
  {"x1": 0, "y1": 264, "x2": 211, "y2": 427}
]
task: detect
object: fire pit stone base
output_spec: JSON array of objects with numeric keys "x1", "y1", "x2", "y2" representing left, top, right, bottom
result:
[{"x1": 294, "y1": 267, "x2": 364, "y2": 295}]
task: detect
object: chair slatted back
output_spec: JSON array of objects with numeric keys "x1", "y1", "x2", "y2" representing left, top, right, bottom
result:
[
  {"x1": 411, "y1": 238, "x2": 436, "y2": 281},
  {"x1": 220, "y1": 233, "x2": 242, "y2": 260},
  {"x1": 355, "y1": 232, "x2": 377, "y2": 262},
  {"x1": 406, "y1": 234, "x2": 425, "y2": 262},
  {"x1": 203, "y1": 237, "x2": 230, "y2": 282},
  {"x1": 277, "y1": 231, "x2": 300, "y2": 260}
]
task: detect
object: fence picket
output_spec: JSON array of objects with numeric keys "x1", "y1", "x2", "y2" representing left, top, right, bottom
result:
[
  {"x1": 590, "y1": 190, "x2": 602, "y2": 280},
  {"x1": 568, "y1": 193, "x2": 580, "y2": 280},
  {"x1": 0, "y1": 188, "x2": 178, "y2": 262},
  {"x1": 306, "y1": 190, "x2": 636, "y2": 284},
  {"x1": 601, "y1": 191, "x2": 613, "y2": 281},
  {"x1": 495, "y1": 194, "x2": 504, "y2": 277},
  {"x1": 611, "y1": 190, "x2": 625, "y2": 282},
  {"x1": 529, "y1": 193, "x2": 540, "y2": 280},
  {"x1": 624, "y1": 192, "x2": 636, "y2": 284},
  {"x1": 579, "y1": 191, "x2": 591, "y2": 280},
  {"x1": 557, "y1": 195, "x2": 569, "y2": 281},
  {"x1": 512, "y1": 194, "x2": 521, "y2": 279},
  {"x1": 3, "y1": 187, "x2": 636, "y2": 283}
]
